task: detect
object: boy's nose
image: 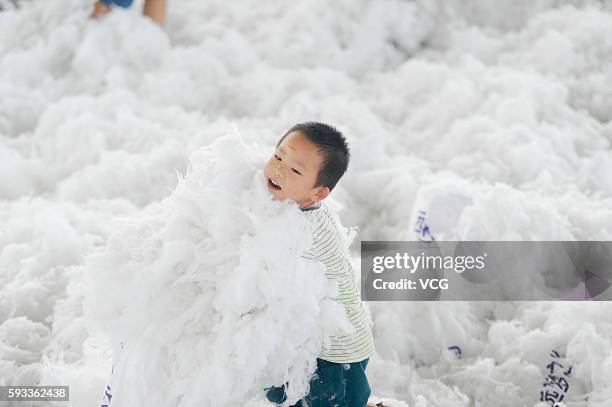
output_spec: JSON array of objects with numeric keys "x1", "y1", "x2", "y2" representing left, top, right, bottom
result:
[{"x1": 273, "y1": 165, "x2": 284, "y2": 178}]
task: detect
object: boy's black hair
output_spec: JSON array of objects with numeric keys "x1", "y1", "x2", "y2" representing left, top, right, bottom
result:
[{"x1": 277, "y1": 122, "x2": 350, "y2": 191}]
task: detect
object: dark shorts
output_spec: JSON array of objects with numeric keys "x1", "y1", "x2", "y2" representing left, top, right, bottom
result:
[
  {"x1": 265, "y1": 358, "x2": 371, "y2": 407},
  {"x1": 101, "y1": 0, "x2": 134, "y2": 8}
]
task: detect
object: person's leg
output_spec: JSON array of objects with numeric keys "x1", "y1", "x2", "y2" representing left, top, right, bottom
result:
[
  {"x1": 344, "y1": 358, "x2": 371, "y2": 407},
  {"x1": 264, "y1": 384, "x2": 304, "y2": 407},
  {"x1": 265, "y1": 384, "x2": 288, "y2": 405},
  {"x1": 266, "y1": 359, "x2": 348, "y2": 407},
  {"x1": 90, "y1": 1, "x2": 111, "y2": 19},
  {"x1": 304, "y1": 359, "x2": 346, "y2": 407},
  {"x1": 143, "y1": 0, "x2": 166, "y2": 25},
  {"x1": 90, "y1": 0, "x2": 134, "y2": 19}
]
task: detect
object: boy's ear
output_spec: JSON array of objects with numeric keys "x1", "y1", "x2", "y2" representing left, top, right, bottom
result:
[{"x1": 314, "y1": 186, "x2": 331, "y2": 202}]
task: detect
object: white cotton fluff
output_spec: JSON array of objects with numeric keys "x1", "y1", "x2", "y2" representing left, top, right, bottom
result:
[{"x1": 80, "y1": 134, "x2": 349, "y2": 407}]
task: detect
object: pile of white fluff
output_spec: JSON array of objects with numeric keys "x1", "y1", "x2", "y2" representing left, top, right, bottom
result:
[{"x1": 77, "y1": 134, "x2": 350, "y2": 406}]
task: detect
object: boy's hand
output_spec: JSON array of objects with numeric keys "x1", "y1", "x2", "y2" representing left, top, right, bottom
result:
[{"x1": 90, "y1": 1, "x2": 111, "y2": 19}]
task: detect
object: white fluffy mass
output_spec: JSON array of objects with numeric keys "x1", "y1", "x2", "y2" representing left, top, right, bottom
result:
[
  {"x1": 78, "y1": 134, "x2": 349, "y2": 406},
  {"x1": 1, "y1": 0, "x2": 612, "y2": 406}
]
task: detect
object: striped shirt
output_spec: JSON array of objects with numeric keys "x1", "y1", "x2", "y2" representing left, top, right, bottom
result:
[{"x1": 300, "y1": 201, "x2": 375, "y2": 363}]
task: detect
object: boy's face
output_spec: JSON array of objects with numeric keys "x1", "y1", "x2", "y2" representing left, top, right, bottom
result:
[{"x1": 264, "y1": 131, "x2": 330, "y2": 208}]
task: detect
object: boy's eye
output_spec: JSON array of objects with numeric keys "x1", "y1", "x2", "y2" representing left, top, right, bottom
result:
[
  {"x1": 274, "y1": 154, "x2": 282, "y2": 161},
  {"x1": 291, "y1": 168, "x2": 302, "y2": 175}
]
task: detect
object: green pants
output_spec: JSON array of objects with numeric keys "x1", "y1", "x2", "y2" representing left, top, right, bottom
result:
[{"x1": 265, "y1": 358, "x2": 371, "y2": 407}]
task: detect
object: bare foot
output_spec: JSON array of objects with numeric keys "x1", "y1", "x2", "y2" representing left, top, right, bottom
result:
[{"x1": 90, "y1": 1, "x2": 111, "y2": 19}]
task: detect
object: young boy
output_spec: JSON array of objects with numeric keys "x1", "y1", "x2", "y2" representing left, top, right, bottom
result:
[{"x1": 263, "y1": 122, "x2": 376, "y2": 407}]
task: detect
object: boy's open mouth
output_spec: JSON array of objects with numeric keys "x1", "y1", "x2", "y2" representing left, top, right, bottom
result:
[{"x1": 268, "y1": 177, "x2": 282, "y2": 191}]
